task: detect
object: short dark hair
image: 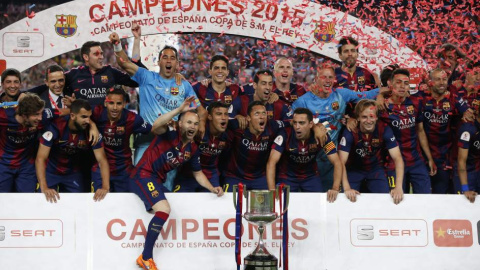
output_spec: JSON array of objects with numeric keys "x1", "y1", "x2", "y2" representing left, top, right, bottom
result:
[
  {"x1": 158, "y1": 45, "x2": 178, "y2": 60},
  {"x1": 80, "y1": 41, "x2": 101, "y2": 61},
  {"x1": 210, "y1": 55, "x2": 229, "y2": 69},
  {"x1": 106, "y1": 85, "x2": 127, "y2": 101},
  {"x1": 380, "y1": 64, "x2": 399, "y2": 87},
  {"x1": 71, "y1": 99, "x2": 91, "y2": 114},
  {"x1": 253, "y1": 69, "x2": 274, "y2": 84},
  {"x1": 207, "y1": 101, "x2": 229, "y2": 114},
  {"x1": 16, "y1": 93, "x2": 45, "y2": 116},
  {"x1": 390, "y1": 68, "x2": 410, "y2": 81},
  {"x1": 45, "y1": 64, "x2": 64, "y2": 80},
  {"x1": 438, "y1": 43, "x2": 466, "y2": 59},
  {"x1": 247, "y1": 101, "x2": 265, "y2": 115},
  {"x1": 1, "y1": 68, "x2": 21, "y2": 84},
  {"x1": 338, "y1": 36, "x2": 359, "y2": 54},
  {"x1": 354, "y1": 99, "x2": 377, "y2": 119},
  {"x1": 293, "y1": 107, "x2": 313, "y2": 122}
]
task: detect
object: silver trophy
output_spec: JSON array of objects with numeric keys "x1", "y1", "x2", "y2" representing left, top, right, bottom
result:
[{"x1": 233, "y1": 185, "x2": 290, "y2": 270}]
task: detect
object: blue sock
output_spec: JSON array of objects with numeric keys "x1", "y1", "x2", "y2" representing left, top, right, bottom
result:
[{"x1": 142, "y1": 211, "x2": 169, "y2": 260}]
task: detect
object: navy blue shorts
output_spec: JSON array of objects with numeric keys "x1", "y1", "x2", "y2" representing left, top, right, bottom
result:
[
  {"x1": 42, "y1": 172, "x2": 83, "y2": 193},
  {"x1": 347, "y1": 167, "x2": 389, "y2": 193},
  {"x1": 223, "y1": 176, "x2": 268, "y2": 192},
  {"x1": 453, "y1": 167, "x2": 480, "y2": 193},
  {"x1": 387, "y1": 161, "x2": 431, "y2": 194},
  {"x1": 0, "y1": 162, "x2": 37, "y2": 192},
  {"x1": 173, "y1": 174, "x2": 219, "y2": 192},
  {"x1": 129, "y1": 177, "x2": 169, "y2": 211},
  {"x1": 92, "y1": 169, "x2": 130, "y2": 192},
  {"x1": 278, "y1": 175, "x2": 323, "y2": 192}
]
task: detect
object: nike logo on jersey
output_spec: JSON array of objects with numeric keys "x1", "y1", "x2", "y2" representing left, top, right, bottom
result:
[{"x1": 77, "y1": 79, "x2": 86, "y2": 83}]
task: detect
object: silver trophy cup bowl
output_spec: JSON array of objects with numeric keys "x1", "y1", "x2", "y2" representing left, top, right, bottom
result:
[{"x1": 233, "y1": 185, "x2": 290, "y2": 270}]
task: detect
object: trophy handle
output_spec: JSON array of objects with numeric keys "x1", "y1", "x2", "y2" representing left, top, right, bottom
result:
[
  {"x1": 232, "y1": 184, "x2": 247, "y2": 210},
  {"x1": 232, "y1": 185, "x2": 238, "y2": 209},
  {"x1": 277, "y1": 185, "x2": 290, "y2": 214}
]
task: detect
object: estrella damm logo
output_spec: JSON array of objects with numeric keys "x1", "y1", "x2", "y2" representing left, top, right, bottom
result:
[
  {"x1": 55, "y1": 15, "x2": 77, "y2": 38},
  {"x1": 313, "y1": 21, "x2": 336, "y2": 43},
  {"x1": 433, "y1": 219, "x2": 473, "y2": 247}
]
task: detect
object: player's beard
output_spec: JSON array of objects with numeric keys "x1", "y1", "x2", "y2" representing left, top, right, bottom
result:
[
  {"x1": 344, "y1": 58, "x2": 356, "y2": 68},
  {"x1": 74, "y1": 121, "x2": 87, "y2": 132}
]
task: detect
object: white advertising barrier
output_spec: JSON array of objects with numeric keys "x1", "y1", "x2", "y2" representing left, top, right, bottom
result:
[
  {"x1": 0, "y1": 0, "x2": 428, "y2": 74},
  {"x1": 0, "y1": 193, "x2": 479, "y2": 270}
]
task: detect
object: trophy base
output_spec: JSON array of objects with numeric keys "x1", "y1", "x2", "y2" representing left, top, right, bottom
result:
[{"x1": 244, "y1": 253, "x2": 278, "y2": 270}]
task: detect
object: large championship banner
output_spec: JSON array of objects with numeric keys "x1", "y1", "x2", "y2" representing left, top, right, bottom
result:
[
  {"x1": 0, "y1": 193, "x2": 479, "y2": 269},
  {"x1": 0, "y1": 0, "x2": 428, "y2": 74}
]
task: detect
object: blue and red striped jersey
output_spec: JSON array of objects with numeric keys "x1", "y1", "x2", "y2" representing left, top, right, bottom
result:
[
  {"x1": 334, "y1": 66, "x2": 376, "y2": 92},
  {"x1": 91, "y1": 106, "x2": 152, "y2": 176},
  {"x1": 272, "y1": 82, "x2": 307, "y2": 104},
  {"x1": 272, "y1": 127, "x2": 336, "y2": 180},
  {"x1": 224, "y1": 119, "x2": 286, "y2": 180},
  {"x1": 192, "y1": 82, "x2": 239, "y2": 108},
  {"x1": 240, "y1": 82, "x2": 307, "y2": 104},
  {"x1": 229, "y1": 95, "x2": 292, "y2": 121},
  {"x1": 133, "y1": 128, "x2": 201, "y2": 182},
  {"x1": 0, "y1": 107, "x2": 55, "y2": 168},
  {"x1": 422, "y1": 92, "x2": 468, "y2": 168},
  {"x1": 339, "y1": 123, "x2": 398, "y2": 171},
  {"x1": 176, "y1": 122, "x2": 230, "y2": 181},
  {"x1": 65, "y1": 65, "x2": 138, "y2": 106},
  {"x1": 40, "y1": 116, "x2": 104, "y2": 175},
  {"x1": 457, "y1": 120, "x2": 480, "y2": 171},
  {"x1": 379, "y1": 96, "x2": 425, "y2": 168}
]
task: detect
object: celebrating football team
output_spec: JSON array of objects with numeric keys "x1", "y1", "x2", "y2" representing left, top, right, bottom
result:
[{"x1": 1, "y1": 21, "x2": 479, "y2": 270}]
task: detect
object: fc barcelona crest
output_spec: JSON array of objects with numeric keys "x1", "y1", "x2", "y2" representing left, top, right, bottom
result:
[
  {"x1": 442, "y1": 101, "x2": 451, "y2": 111},
  {"x1": 407, "y1": 105, "x2": 414, "y2": 115},
  {"x1": 218, "y1": 141, "x2": 226, "y2": 149},
  {"x1": 78, "y1": 140, "x2": 87, "y2": 148},
  {"x1": 184, "y1": 151, "x2": 191, "y2": 160},
  {"x1": 473, "y1": 99, "x2": 480, "y2": 112},
  {"x1": 267, "y1": 111, "x2": 273, "y2": 119},
  {"x1": 55, "y1": 15, "x2": 77, "y2": 38},
  {"x1": 358, "y1": 76, "x2": 365, "y2": 85},
  {"x1": 224, "y1": 95, "x2": 232, "y2": 104},
  {"x1": 101, "y1": 76, "x2": 109, "y2": 83},
  {"x1": 372, "y1": 138, "x2": 380, "y2": 147},
  {"x1": 171, "y1": 87, "x2": 179, "y2": 96},
  {"x1": 116, "y1": 126, "x2": 125, "y2": 135},
  {"x1": 331, "y1": 101, "x2": 339, "y2": 110},
  {"x1": 313, "y1": 21, "x2": 336, "y2": 43}
]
